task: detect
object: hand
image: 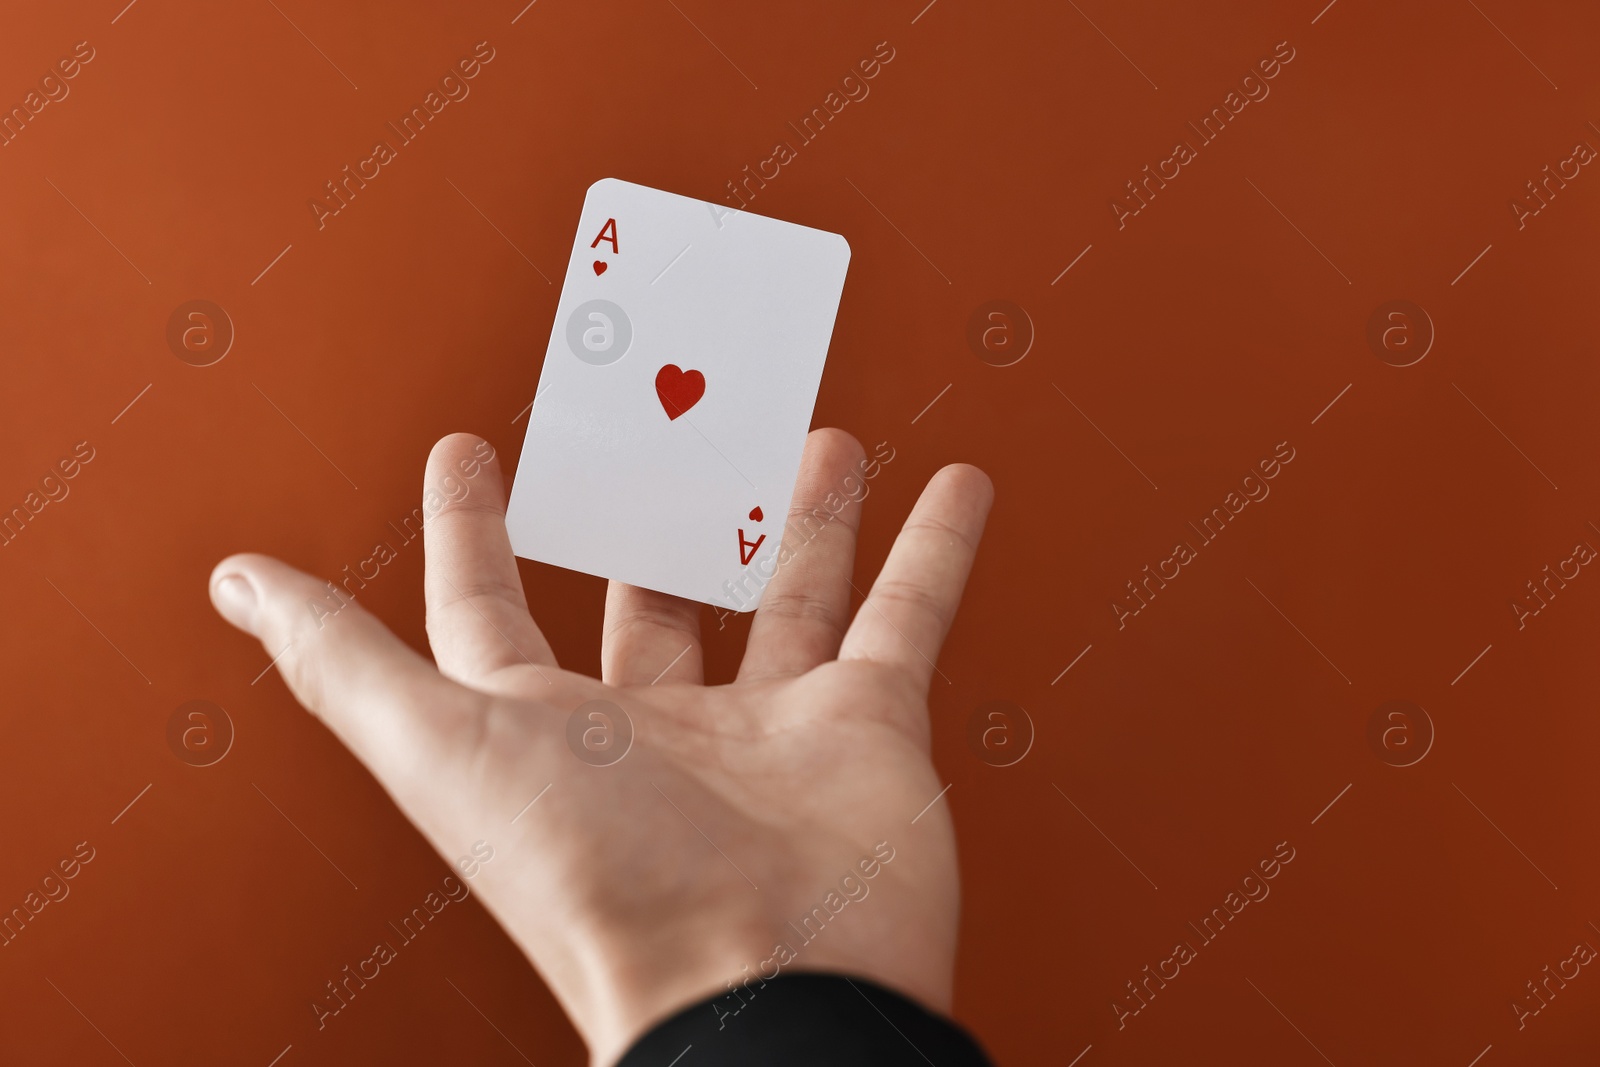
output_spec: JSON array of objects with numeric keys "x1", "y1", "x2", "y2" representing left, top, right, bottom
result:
[{"x1": 209, "y1": 428, "x2": 993, "y2": 1066}]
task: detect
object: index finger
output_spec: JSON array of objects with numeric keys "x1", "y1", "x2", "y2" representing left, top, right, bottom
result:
[{"x1": 423, "y1": 433, "x2": 556, "y2": 685}]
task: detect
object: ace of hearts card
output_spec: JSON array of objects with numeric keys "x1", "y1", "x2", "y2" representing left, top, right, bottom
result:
[{"x1": 504, "y1": 178, "x2": 852, "y2": 611}]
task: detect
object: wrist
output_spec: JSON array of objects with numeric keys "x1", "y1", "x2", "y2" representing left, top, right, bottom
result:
[
  {"x1": 611, "y1": 972, "x2": 990, "y2": 1067},
  {"x1": 572, "y1": 914, "x2": 772, "y2": 1066},
  {"x1": 571, "y1": 892, "x2": 956, "y2": 1065}
]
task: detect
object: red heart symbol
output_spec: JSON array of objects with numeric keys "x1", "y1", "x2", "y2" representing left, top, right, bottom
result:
[
  {"x1": 748, "y1": 507, "x2": 763, "y2": 522},
  {"x1": 655, "y1": 364, "x2": 705, "y2": 420},
  {"x1": 592, "y1": 260, "x2": 607, "y2": 276}
]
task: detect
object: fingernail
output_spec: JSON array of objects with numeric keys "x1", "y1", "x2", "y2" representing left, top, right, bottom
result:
[{"x1": 212, "y1": 574, "x2": 258, "y2": 635}]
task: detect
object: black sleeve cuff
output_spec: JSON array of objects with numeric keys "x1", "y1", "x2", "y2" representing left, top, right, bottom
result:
[{"x1": 616, "y1": 972, "x2": 993, "y2": 1067}]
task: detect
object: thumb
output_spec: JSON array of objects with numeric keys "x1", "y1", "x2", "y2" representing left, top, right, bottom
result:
[{"x1": 209, "y1": 553, "x2": 485, "y2": 782}]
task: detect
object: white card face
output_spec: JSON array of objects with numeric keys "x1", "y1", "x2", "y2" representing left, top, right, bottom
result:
[{"x1": 505, "y1": 178, "x2": 851, "y2": 611}]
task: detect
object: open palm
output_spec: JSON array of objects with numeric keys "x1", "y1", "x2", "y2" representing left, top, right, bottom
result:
[{"x1": 210, "y1": 429, "x2": 993, "y2": 1065}]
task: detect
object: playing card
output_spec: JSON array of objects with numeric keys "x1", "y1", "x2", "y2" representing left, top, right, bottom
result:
[{"x1": 505, "y1": 178, "x2": 851, "y2": 611}]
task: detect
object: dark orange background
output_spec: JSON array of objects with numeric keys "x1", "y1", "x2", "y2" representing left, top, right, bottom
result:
[{"x1": 3, "y1": 1, "x2": 1598, "y2": 1063}]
